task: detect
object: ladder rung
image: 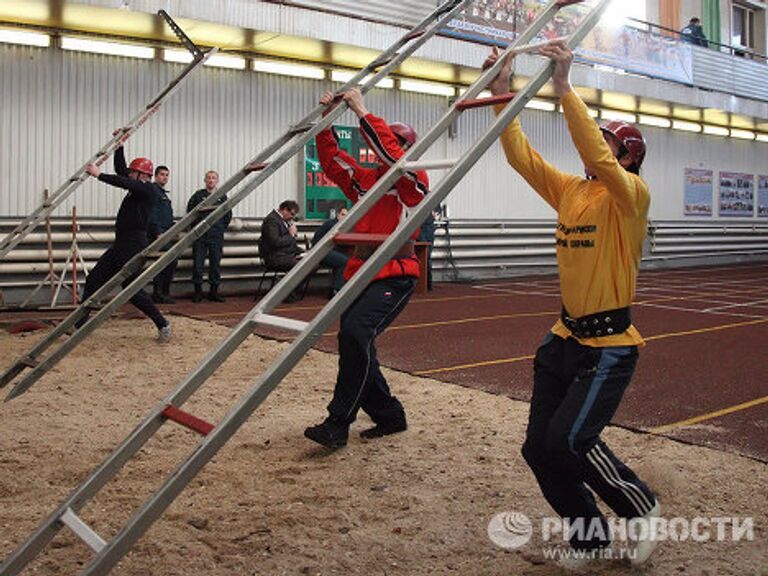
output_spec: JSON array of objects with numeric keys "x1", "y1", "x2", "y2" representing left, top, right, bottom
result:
[
  {"x1": 371, "y1": 53, "x2": 396, "y2": 68},
  {"x1": 253, "y1": 313, "x2": 309, "y2": 332},
  {"x1": 456, "y1": 92, "x2": 517, "y2": 111},
  {"x1": 60, "y1": 508, "x2": 106, "y2": 553},
  {"x1": 86, "y1": 303, "x2": 103, "y2": 311},
  {"x1": 557, "y1": 0, "x2": 585, "y2": 6},
  {"x1": 333, "y1": 233, "x2": 388, "y2": 245},
  {"x1": 403, "y1": 29, "x2": 426, "y2": 42},
  {"x1": 162, "y1": 405, "x2": 214, "y2": 436},
  {"x1": 145, "y1": 252, "x2": 163, "y2": 258},
  {"x1": 196, "y1": 205, "x2": 218, "y2": 212},
  {"x1": 288, "y1": 122, "x2": 315, "y2": 135},
  {"x1": 245, "y1": 162, "x2": 269, "y2": 172},
  {"x1": 19, "y1": 356, "x2": 39, "y2": 368},
  {"x1": 402, "y1": 159, "x2": 457, "y2": 171}
]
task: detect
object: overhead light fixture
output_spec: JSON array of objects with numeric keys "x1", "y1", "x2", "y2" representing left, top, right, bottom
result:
[
  {"x1": 399, "y1": 79, "x2": 456, "y2": 97},
  {"x1": 557, "y1": 104, "x2": 598, "y2": 118},
  {"x1": 638, "y1": 114, "x2": 671, "y2": 128},
  {"x1": 702, "y1": 125, "x2": 729, "y2": 137},
  {"x1": 206, "y1": 54, "x2": 246, "y2": 70},
  {"x1": 61, "y1": 36, "x2": 154, "y2": 59},
  {"x1": 331, "y1": 70, "x2": 393, "y2": 89},
  {"x1": 600, "y1": 109, "x2": 637, "y2": 123},
  {"x1": 162, "y1": 48, "x2": 193, "y2": 64},
  {"x1": 671, "y1": 120, "x2": 702, "y2": 133},
  {"x1": 0, "y1": 28, "x2": 50, "y2": 48},
  {"x1": 525, "y1": 98, "x2": 556, "y2": 112},
  {"x1": 252, "y1": 59, "x2": 324, "y2": 79},
  {"x1": 730, "y1": 128, "x2": 755, "y2": 140},
  {"x1": 756, "y1": 133, "x2": 768, "y2": 143}
]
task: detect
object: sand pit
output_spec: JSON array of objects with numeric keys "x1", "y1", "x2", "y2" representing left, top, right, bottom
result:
[{"x1": 1, "y1": 317, "x2": 766, "y2": 575}]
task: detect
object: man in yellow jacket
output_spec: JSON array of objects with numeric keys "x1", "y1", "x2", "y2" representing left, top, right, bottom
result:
[{"x1": 485, "y1": 41, "x2": 659, "y2": 567}]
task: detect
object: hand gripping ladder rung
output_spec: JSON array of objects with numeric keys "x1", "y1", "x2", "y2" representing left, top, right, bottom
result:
[
  {"x1": 0, "y1": 0, "x2": 473, "y2": 402},
  {"x1": 0, "y1": 12, "x2": 214, "y2": 263},
  {"x1": 1, "y1": 2, "x2": 611, "y2": 574}
]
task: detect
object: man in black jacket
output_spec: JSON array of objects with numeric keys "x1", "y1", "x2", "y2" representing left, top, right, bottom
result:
[
  {"x1": 148, "y1": 165, "x2": 177, "y2": 304},
  {"x1": 83, "y1": 146, "x2": 171, "y2": 341},
  {"x1": 187, "y1": 170, "x2": 231, "y2": 302},
  {"x1": 258, "y1": 200, "x2": 304, "y2": 302},
  {"x1": 258, "y1": 200, "x2": 303, "y2": 270}
]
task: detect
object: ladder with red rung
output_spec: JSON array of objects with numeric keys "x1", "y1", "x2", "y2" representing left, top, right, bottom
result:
[
  {"x1": 0, "y1": 11, "x2": 215, "y2": 263},
  {"x1": 0, "y1": 0, "x2": 474, "y2": 402},
  {"x1": 0, "y1": 1, "x2": 611, "y2": 574}
]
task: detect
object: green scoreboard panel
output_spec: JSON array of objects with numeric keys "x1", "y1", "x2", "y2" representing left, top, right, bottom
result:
[{"x1": 303, "y1": 125, "x2": 378, "y2": 220}]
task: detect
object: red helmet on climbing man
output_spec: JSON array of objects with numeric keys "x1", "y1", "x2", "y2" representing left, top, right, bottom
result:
[
  {"x1": 389, "y1": 122, "x2": 417, "y2": 149},
  {"x1": 128, "y1": 157, "x2": 154, "y2": 176},
  {"x1": 599, "y1": 121, "x2": 646, "y2": 171}
]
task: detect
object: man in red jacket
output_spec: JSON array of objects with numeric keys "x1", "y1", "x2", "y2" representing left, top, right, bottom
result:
[{"x1": 304, "y1": 88, "x2": 429, "y2": 448}]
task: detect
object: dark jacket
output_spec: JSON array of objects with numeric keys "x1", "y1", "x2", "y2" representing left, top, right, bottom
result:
[
  {"x1": 148, "y1": 184, "x2": 174, "y2": 239},
  {"x1": 97, "y1": 146, "x2": 157, "y2": 239},
  {"x1": 258, "y1": 209, "x2": 301, "y2": 264},
  {"x1": 312, "y1": 217, "x2": 339, "y2": 246},
  {"x1": 187, "y1": 188, "x2": 232, "y2": 240},
  {"x1": 681, "y1": 23, "x2": 708, "y2": 47}
]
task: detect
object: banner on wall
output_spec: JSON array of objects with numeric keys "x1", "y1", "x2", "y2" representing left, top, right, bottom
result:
[
  {"x1": 719, "y1": 171, "x2": 754, "y2": 217},
  {"x1": 441, "y1": 0, "x2": 693, "y2": 83},
  {"x1": 304, "y1": 125, "x2": 377, "y2": 220},
  {"x1": 684, "y1": 168, "x2": 713, "y2": 216},
  {"x1": 758, "y1": 175, "x2": 768, "y2": 218}
]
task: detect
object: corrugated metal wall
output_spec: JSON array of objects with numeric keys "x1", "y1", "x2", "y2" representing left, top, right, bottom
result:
[
  {"x1": 1, "y1": 43, "x2": 767, "y2": 222},
  {"x1": 692, "y1": 44, "x2": 768, "y2": 102}
]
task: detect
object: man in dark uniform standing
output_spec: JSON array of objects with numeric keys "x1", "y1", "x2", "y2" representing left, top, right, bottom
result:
[
  {"x1": 187, "y1": 170, "x2": 231, "y2": 303},
  {"x1": 148, "y1": 165, "x2": 177, "y2": 304},
  {"x1": 83, "y1": 146, "x2": 171, "y2": 341}
]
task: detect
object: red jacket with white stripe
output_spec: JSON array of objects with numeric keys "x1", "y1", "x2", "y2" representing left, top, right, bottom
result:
[{"x1": 316, "y1": 113, "x2": 429, "y2": 281}]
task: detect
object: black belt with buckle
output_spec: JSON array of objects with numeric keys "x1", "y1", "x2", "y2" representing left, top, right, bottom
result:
[{"x1": 561, "y1": 306, "x2": 631, "y2": 338}]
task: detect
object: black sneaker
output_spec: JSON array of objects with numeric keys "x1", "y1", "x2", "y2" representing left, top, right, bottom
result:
[
  {"x1": 304, "y1": 419, "x2": 349, "y2": 449},
  {"x1": 207, "y1": 291, "x2": 225, "y2": 303},
  {"x1": 360, "y1": 416, "x2": 407, "y2": 439}
]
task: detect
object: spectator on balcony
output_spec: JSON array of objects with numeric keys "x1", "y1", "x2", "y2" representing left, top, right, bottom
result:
[{"x1": 680, "y1": 17, "x2": 709, "y2": 48}]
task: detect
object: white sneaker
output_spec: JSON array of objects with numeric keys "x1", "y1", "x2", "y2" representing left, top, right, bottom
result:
[
  {"x1": 157, "y1": 323, "x2": 172, "y2": 343},
  {"x1": 630, "y1": 501, "x2": 661, "y2": 566}
]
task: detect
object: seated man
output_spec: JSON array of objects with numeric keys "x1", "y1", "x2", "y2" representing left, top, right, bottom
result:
[
  {"x1": 258, "y1": 200, "x2": 303, "y2": 270},
  {"x1": 258, "y1": 200, "x2": 304, "y2": 301},
  {"x1": 312, "y1": 207, "x2": 350, "y2": 297}
]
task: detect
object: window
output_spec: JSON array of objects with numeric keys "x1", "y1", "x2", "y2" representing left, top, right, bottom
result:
[{"x1": 732, "y1": 3, "x2": 755, "y2": 49}]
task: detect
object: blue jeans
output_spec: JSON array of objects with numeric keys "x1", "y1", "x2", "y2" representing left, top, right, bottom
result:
[{"x1": 321, "y1": 249, "x2": 349, "y2": 293}]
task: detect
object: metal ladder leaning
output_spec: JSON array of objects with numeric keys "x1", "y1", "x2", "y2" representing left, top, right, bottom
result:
[
  {"x1": 0, "y1": 0, "x2": 474, "y2": 402},
  {"x1": 0, "y1": 1, "x2": 611, "y2": 574},
  {"x1": 0, "y1": 11, "x2": 215, "y2": 263}
]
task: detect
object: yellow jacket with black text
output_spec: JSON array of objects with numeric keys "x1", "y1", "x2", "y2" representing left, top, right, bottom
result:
[{"x1": 495, "y1": 90, "x2": 650, "y2": 347}]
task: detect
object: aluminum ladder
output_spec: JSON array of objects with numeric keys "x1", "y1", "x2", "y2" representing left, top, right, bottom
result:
[
  {"x1": 0, "y1": 11, "x2": 215, "y2": 262},
  {"x1": 0, "y1": 0, "x2": 474, "y2": 401},
  {"x1": 0, "y1": 1, "x2": 611, "y2": 574}
]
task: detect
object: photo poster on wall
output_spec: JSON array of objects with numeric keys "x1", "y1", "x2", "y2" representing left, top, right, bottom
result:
[
  {"x1": 303, "y1": 125, "x2": 377, "y2": 220},
  {"x1": 683, "y1": 168, "x2": 713, "y2": 216},
  {"x1": 758, "y1": 175, "x2": 768, "y2": 218},
  {"x1": 719, "y1": 171, "x2": 755, "y2": 217}
]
